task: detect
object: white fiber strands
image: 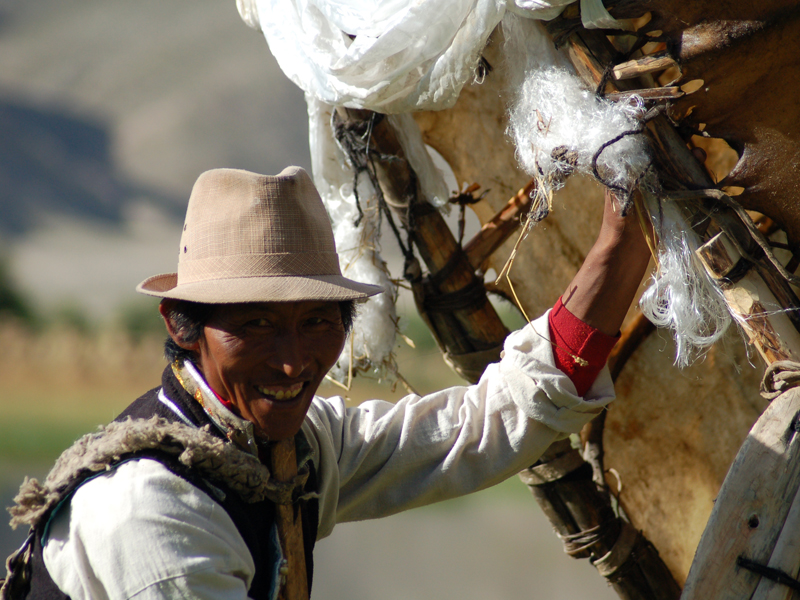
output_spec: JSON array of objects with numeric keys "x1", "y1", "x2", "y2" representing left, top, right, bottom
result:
[
  {"x1": 639, "y1": 196, "x2": 732, "y2": 366},
  {"x1": 308, "y1": 97, "x2": 398, "y2": 380},
  {"x1": 237, "y1": 0, "x2": 634, "y2": 114},
  {"x1": 504, "y1": 15, "x2": 649, "y2": 197},
  {"x1": 502, "y1": 15, "x2": 729, "y2": 366}
]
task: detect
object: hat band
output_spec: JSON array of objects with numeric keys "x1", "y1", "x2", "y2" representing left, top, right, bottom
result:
[{"x1": 178, "y1": 252, "x2": 342, "y2": 283}]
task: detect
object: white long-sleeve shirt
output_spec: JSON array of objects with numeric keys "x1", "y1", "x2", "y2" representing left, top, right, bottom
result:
[{"x1": 43, "y1": 314, "x2": 614, "y2": 599}]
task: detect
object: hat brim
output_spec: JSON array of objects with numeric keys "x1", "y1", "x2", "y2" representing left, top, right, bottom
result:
[{"x1": 137, "y1": 273, "x2": 383, "y2": 303}]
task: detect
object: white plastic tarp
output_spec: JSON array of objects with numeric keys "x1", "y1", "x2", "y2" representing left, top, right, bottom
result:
[{"x1": 237, "y1": 0, "x2": 630, "y2": 113}]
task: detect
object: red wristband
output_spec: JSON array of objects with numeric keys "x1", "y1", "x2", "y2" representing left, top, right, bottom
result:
[{"x1": 548, "y1": 297, "x2": 619, "y2": 396}]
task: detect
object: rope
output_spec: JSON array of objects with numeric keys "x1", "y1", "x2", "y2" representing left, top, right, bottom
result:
[
  {"x1": 422, "y1": 278, "x2": 487, "y2": 313},
  {"x1": 595, "y1": 62, "x2": 614, "y2": 97},
  {"x1": 427, "y1": 250, "x2": 465, "y2": 289},
  {"x1": 761, "y1": 361, "x2": 800, "y2": 400},
  {"x1": 560, "y1": 521, "x2": 618, "y2": 557}
]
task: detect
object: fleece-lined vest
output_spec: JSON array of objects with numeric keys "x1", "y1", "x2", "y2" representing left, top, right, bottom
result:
[{"x1": 1, "y1": 367, "x2": 318, "y2": 600}]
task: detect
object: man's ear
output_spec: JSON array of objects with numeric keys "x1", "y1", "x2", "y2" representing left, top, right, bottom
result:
[{"x1": 159, "y1": 299, "x2": 201, "y2": 351}]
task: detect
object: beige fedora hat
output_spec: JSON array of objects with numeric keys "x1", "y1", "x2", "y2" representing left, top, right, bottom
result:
[{"x1": 137, "y1": 166, "x2": 383, "y2": 303}]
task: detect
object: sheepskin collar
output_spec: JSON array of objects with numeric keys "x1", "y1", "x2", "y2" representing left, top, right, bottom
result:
[{"x1": 8, "y1": 416, "x2": 314, "y2": 532}]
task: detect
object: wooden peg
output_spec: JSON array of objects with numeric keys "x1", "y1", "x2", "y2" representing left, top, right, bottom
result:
[{"x1": 613, "y1": 54, "x2": 679, "y2": 81}]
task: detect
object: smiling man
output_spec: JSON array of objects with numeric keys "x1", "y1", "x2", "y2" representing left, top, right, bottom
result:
[
  {"x1": 4, "y1": 166, "x2": 650, "y2": 600},
  {"x1": 162, "y1": 300, "x2": 350, "y2": 441}
]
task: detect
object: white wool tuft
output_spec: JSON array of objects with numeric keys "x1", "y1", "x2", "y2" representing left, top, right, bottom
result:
[
  {"x1": 504, "y1": 16, "x2": 731, "y2": 366},
  {"x1": 327, "y1": 176, "x2": 398, "y2": 380},
  {"x1": 509, "y1": 67, "x2": 648, "y2": 191},
  {"x1": 638, "y1": 194, "x2": 732, "y2": 366},
  {"x1": 504, "y1": 15, "x2": 649, "y2": 198}
]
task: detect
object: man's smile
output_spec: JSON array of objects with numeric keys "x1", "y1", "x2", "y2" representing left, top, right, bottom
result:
[{"x1": 255, "y1": 381, "x2": 305, "y2": 401}]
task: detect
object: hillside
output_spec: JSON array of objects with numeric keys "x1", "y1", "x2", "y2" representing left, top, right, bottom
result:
[{"x1": 0, "y1": 0, "x2": 310, "y2": 316}]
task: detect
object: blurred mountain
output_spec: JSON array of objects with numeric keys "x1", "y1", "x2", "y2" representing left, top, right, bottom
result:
[
  {"x1": 0, "y1": 0, "x2": 311, "y2": 315},
  {"x1": 0, "y1": 96, "x2": 182, "y2": 236}
]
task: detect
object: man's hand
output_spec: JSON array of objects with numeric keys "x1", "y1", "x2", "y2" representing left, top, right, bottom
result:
[{"x1": 561, "y1": 190, "x2": 652, "y2": 336}]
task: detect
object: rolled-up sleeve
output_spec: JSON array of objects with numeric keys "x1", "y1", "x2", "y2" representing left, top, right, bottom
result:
[{"x1": 304, "y1": 311, "x2": 615, "y2": 539}]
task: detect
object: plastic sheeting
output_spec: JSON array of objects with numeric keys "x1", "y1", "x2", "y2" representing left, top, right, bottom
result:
[{"x1": 237, "y1": 0, "x2": 632, "y2": 113}]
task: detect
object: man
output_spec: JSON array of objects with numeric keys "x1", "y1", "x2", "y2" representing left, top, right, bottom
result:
[{"x1": 4, "y1": 166, "x2": 650, "y2": 599}]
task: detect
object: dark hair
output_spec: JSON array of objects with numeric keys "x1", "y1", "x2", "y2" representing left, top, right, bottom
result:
[
  {"x1": 162, "y1": 299, "x2": 358, "y2": 365},
  {"x1": 339, "y1": 299, "x2": 358, "y2": 335}
]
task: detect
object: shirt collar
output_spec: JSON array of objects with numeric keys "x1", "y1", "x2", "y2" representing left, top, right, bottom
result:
[{"x1": 172, "y1": 360, "x2": 260, "y2": 457}]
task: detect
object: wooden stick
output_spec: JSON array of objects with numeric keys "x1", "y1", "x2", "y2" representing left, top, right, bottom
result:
[
  {"x1": 613, "y1": 53, "x2": 678, "y2": 80},
  {"x1": 335, "y1": 108, "x2": 509, "y2": 381},
  {"x1": 270, "y1": 438, "x2": 309, "y2": 600},
  {"x1": 697, "y1": 231, "x2": 800, "y2": 364},
  {"x1": 462, "y1": 180, "x2": 536, "y2": 271},
  {"x1": 605, "y1": 87, "x2": 684, "y2": 102}
]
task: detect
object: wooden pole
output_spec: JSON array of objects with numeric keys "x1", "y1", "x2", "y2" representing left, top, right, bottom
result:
[
  {"x1": 334, "y1": 107, "x2": 509, "y2": 382},
  {"x1": 462, "y1": 180, "x2": 536, "y2": 271},
  {"x1": 519, "y1": 440, "x2": 681, "y2": 600},
  {"x1": 270, "y1": 438, "x2": 309, "y2": 600}
]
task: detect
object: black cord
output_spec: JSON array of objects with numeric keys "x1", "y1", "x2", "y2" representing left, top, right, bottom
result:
[
  {"x1": 591, "y1": 105, "x2": 663, "y2": 206},
  {"x1": 737, "y1": 557, "x2": 800, "y2": 592},
  {"x1": 331, "y1": 110, "x2": 417, "y2": 269}
]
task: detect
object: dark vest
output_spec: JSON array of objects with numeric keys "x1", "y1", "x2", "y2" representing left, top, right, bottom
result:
[{"x1": 3, "y1": 366, "x2": 318, "y2": 600}]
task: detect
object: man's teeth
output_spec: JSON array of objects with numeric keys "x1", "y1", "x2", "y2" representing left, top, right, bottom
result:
[{"x1": 257, "y1": 383, "x2": 304, "y2": 400}]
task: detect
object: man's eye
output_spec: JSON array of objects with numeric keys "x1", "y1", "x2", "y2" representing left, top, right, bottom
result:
[
  {"x1": 306, "y1": 316, "x2": 341, "y2": 329},
  {"x1": 249, "y1": 318, "x2": 272, "y2": 327}
]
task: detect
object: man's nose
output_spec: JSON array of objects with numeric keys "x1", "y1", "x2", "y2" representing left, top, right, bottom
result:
[{"x1": 269, "y1": 331, "x2": 309, "y2": 377}]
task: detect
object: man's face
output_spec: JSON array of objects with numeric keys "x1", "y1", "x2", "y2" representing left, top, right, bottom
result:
[{"x1": 194, "y1": 301, "x2": 346, "y2": 440}]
